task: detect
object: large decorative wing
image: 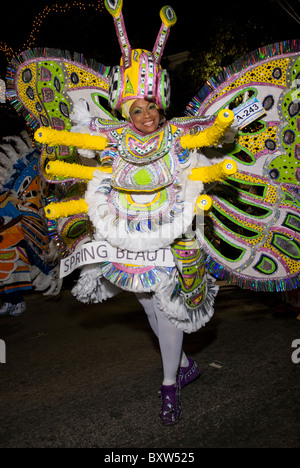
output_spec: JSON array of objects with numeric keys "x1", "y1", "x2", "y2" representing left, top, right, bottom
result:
[
  {"x1": 186, "y1": 40, "x2": 300, "y2": 291},
  {"x1": 6, "y1": 48, "x2": 114, "y2": 256},
  {"x1": 6, "y1": 48, "x2": 113, "y2": 179}
]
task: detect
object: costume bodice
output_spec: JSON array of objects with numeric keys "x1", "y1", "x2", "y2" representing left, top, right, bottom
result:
[{"x1": 110, "y1": 122, "x2": 181, "y2": 192}]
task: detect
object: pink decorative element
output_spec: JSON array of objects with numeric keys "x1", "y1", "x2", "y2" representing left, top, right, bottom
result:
[
  {"x1": 127, "y1": 135, "x2": 160, "y2": 156},
  {"x1": 52, "y1": 117, "x2": 65, "y2": 130},
  {"x1": 40, "y1": 66, "x2": 52, "y2": 81},
  {"x1": 114, "y1": 12, "x2": 132, "y2": 69},
  {"x1": 153, "y1": 24, "x2": 170, "y2": 65},
  {"x1": 41, "y1": 87, "x2": 54, "y2": 102},
  {"x1": 112, "y1": 263, "x2": 153, "y2": 274}
]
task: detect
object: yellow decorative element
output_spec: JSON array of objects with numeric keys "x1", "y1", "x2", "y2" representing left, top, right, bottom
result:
[
  {"x1": 17, "y1": 62, "x2": 43, "y2": 123},
  {"x1": 180, "y1": 110, "x2": 235, "y2": 149},
  {"x1": 189, "y1": 159, "x2": 238, "y2": 183},
  {"x1": 196, "y1": 195, "x2": 213, "y2": 212},
  {"x1": 124, "y1": 128, "x2": 165, "y2": 160},
  {"x1": 126, "y1": 192, "x2": 161, "y2": 208},
  {"x1": 34, "y1": 128, "x2": 108, "y2": 151},
  {"x1": 45, "y1": 199, "x2": 88, "y2": 220},
  {"x1": 204, "y1": 58, "x2": 290, "y2": 108},
  {"x1": 160, "y1": 6, "x2": 177, "y2": 27},
  {"x1": 232, "y1": 172, "x2": 278, "y2": 205},
  {"x1": 45, "y1": 160, "x2": 112, "y2": 180},
  {"x1": 238, "y1": 125, "x2": 278, "y2": 154},
  {"x1": 120, "y1": 49, "x2": 156, "y2": 101},
  {"x1": 65, "y1": 62, "x2": 109, "y2": 92}
]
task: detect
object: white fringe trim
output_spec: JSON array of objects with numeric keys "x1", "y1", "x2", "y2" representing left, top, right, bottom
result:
[
  {"x1": 85, "y1": 170, "x2": 203, "y2": 252},
  {"x1": 72, "y1": 264, "x2": 218, "y2": 333},
  {"x1": 72, "y1": 265, "x2": 121, "y2": 303},
  {"x1": 155, "y1": 274, "x2": 219, "y2": 334}
]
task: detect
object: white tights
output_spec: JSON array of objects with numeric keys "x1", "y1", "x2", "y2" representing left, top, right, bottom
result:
[{"x1": 136, "y1": 293, "x2": 189, "y2": 386}]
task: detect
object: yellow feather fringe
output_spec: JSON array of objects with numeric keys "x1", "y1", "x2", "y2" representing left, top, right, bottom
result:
[
  {"x1": 45, "y1": 199, "x2": 88, "y2": 220},
  {"x1": 181, "y1": 110, "x2": 234, "y2": 149},
  {"x1": 189, "y1": 159, "x2": 237, "y2": 183},
  {"x1": 35, "y1": 128, "x2": 108, "y2": 151},
  {"x1": 45, "y1": 160, "x2": 112, "y2": 180}
]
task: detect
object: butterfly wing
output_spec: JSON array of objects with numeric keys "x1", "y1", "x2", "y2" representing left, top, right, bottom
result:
[
  {"x1": 6, "y1": 48, "x2": 114, "y2": 256},
  {"x1": 187, "y1": 40, "x2": 300, "y2": 189},
  {"x1": 6, "y1": 48, "x2": 113, "y2": 179},
  {"x1": 187, "y1": 40, "x2": 300, "y2": 291}
]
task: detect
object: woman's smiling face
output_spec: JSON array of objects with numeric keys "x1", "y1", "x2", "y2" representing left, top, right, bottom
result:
[{"x1": 129, "y1": 99, "x2": 160, "y2": 135}]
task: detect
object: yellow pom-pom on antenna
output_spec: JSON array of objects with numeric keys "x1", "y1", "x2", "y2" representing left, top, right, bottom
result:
[{"x1": 195, "y1": 195, "x2": 213, "y2": 212}]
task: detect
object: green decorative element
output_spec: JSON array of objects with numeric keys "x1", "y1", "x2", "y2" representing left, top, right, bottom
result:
[
  {"x1": 229, "y1": 146, "x2": 256, "y2": 166},
  {"x1": 254, "y1": 255, "x2": 277, "y2": 275},
  {"x1": 91, "y1": 92, "x2": 118, "y2": 121},
  {"x1": 211, "y1": 205, "x2": 261, "y2": 240},
  {"x1": 171, "y1": 238, "x2": 207, "y2": 310},
  {"x1": 268, "y1": 58, "x2": 300, "y2": 185},
  {"x1": 283, "y1": 213, "x2": 300, "y2": 233},
  {"x1": 67, "y1": 219, "x2": 87, "y2": 239},
  {"x1": 134, "y1": 168, "x2": 152, "y2": 186},
  {"x1": 125, "y1": 76, "x2": 134, "y2": 95},
  {"x1": 37, "y1": 61, "x2": 75, "y2": 162},
  {"x1": 104, "y1": 0, "x2": 123, "y2": 18}
]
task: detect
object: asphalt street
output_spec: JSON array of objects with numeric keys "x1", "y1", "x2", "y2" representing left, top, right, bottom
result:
[{"x1": 0, "y1": 281, "x2": 299, "y2": 449}]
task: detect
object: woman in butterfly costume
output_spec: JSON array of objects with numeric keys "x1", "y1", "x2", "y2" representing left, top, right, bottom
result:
[
  {"x1": 33, "y1": 0, "x2": 236, "y2": 426},
  {"x1": 6, "y1": 0, "x2": 300, "y2": 425}
]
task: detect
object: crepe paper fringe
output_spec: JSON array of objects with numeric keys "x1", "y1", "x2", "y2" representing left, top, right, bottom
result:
[
  {"x1": 5, "y1": 47, "x2": 111, "y2": 129},
  {"x1": 186, "y1": 39, "x2": 300, "y2": 117},
  {"x1": 204, "y1": 254, "x2": 300, "y2": 293},
  {"x1": 100, "y1": 262, "x2": 174, "y2": 292}
]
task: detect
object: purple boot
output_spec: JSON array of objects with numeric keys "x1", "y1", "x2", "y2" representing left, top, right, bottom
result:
[
  {"x1": 159, "y1": 383, "x2": 181, "y2": 426},
  {"x1": 178, "y1": 357, "x2": 200, "y2": 389}
]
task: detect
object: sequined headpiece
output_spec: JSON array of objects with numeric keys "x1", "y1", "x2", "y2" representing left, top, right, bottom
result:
[{"x1": 105, "y1": 0, "x2": 177, "y2": 112}]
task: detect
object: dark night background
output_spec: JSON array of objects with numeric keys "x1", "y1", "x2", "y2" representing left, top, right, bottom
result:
[{"x1": 0, "y1": 0, "x2": 299, "y2": 115}]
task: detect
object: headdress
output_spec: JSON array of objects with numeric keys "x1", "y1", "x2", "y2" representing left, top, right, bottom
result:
[{"x1": 105, "y1": 0, "x2": 177, "y2": 112}]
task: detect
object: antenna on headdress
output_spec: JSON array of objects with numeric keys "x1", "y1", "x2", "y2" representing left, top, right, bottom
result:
[
  {"x1": 153, "y1": 6, "x2": 177, "y2": 65},
  {"x1": 105, "y1": 0, "x2": 132, "y2": 68}
]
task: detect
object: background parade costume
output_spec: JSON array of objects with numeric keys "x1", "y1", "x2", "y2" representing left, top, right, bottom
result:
[
  {"x1": 0, "y1": 119, "x2": 61, "y2": 315},
  {"x1": 5, "y1": 0, "x2": 300, "y2": 422}
]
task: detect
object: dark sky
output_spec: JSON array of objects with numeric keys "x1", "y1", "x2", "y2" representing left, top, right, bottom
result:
[
  {"x1": 0, "y1": 0, "x2": 299, "y2": 112},
  {"x1": 1, "y1": 0, "x2": 299, "y2": 64}
]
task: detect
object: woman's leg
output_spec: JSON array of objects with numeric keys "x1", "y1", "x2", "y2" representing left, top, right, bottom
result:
[
  {"x1": 153, "y1": 296, "x2": 184, "y2": 386},
  {"x1": 135, "y1": 292, "x2": 159, "y2": 337},
  {"x1": 136, "y1": 292, "x2": 189, "y2": 375},
  {"x1": 135, "y1": 292, "x2": 198, "y2": 425}
]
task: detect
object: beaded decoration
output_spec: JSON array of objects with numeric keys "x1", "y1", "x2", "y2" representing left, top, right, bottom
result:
[{"x1": 105, "y1": 0, "x2": 176, "y2": 111}]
